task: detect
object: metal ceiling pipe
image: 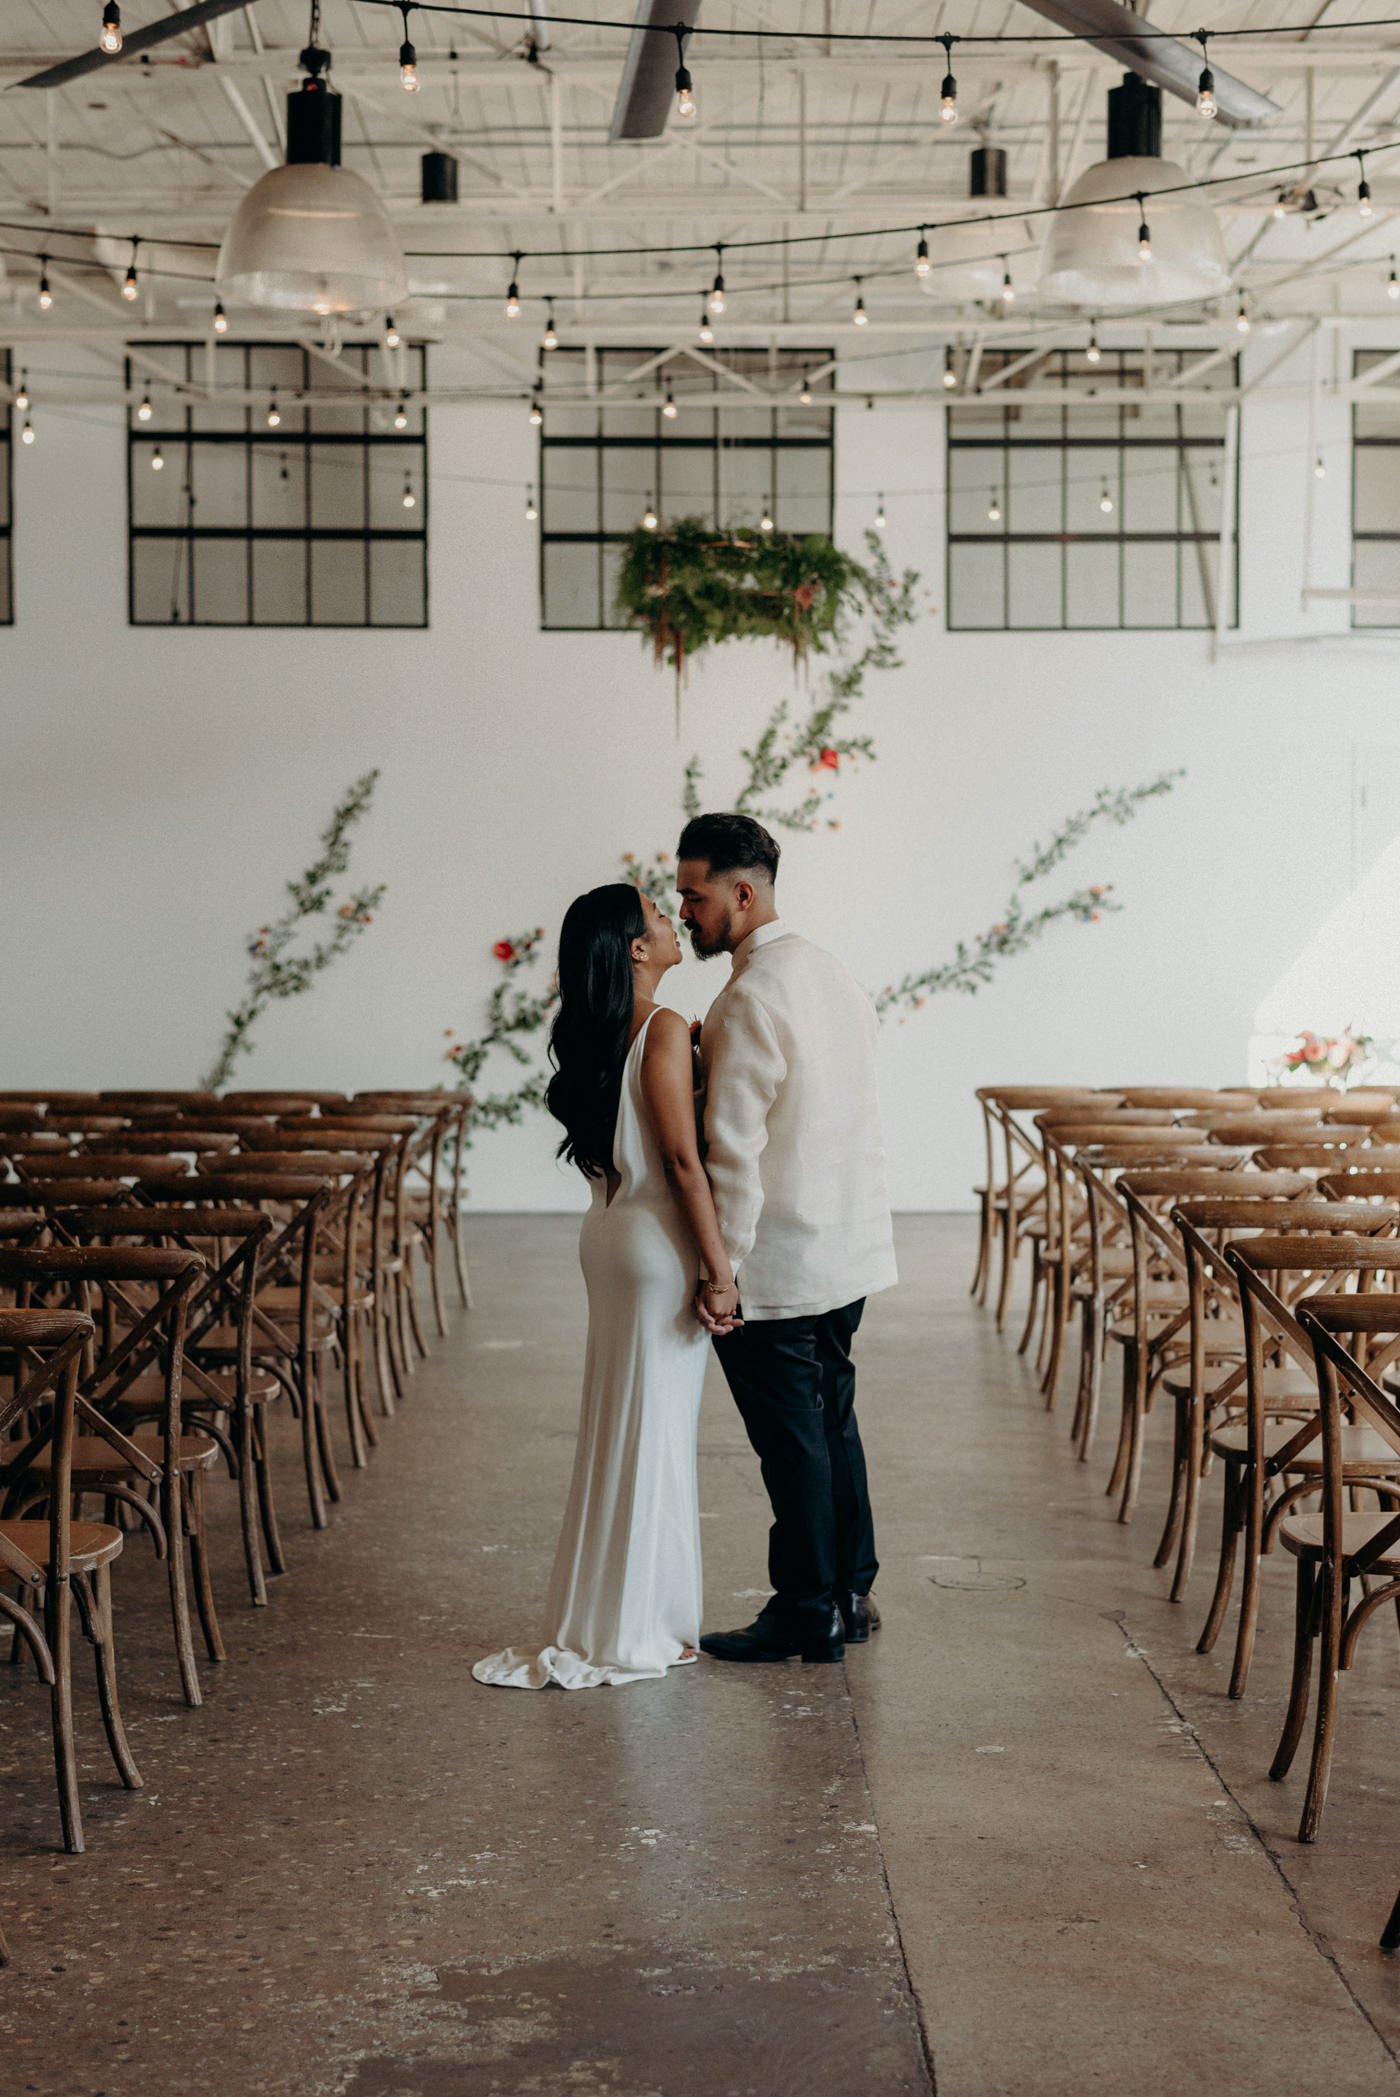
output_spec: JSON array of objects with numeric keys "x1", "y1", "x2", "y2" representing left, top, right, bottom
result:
[
  {"x1": 1010, "y1": 0, "x2": 1280, "y2": 130},
  {"x1": 609, "y1": 0, "x2": 704, "y2": 143}
]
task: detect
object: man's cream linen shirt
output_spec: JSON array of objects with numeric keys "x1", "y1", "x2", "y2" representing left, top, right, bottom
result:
[{"x1": 700, "y1": 920, "x2": 898, "y2": 1322}]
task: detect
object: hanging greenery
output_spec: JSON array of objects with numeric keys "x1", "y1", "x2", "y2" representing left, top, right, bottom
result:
[
  {"x1": 614, "y1": 518, "x2": 879, "y2": 684},
  {"x1": 202, "y1": 771, "x2": 385, "y2": 1092}
]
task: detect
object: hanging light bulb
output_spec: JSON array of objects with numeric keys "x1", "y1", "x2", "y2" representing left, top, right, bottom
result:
[
  {"x1": 398, "y1": 3, "x2": 420, "y2": 91},
  {"x1": 21, "y1": 417, "x2": 35, "y2": 445},
  {"x1": 987, "y1": 490, "x2": 1002, "y2": 523},
  {"x1": 1314, "y1": 453, "x2": 1327, "y2": 480},
  {"x1": 663, "y1": 390, "x2": 677, "y2": 419},
  {"x1": 1358, "y1": 152, "x2": 1374, "y2": 218},
  {"x1": 708, "y1": 246, "x2": 726, "y2": 315},
  {"x1": 505, "y1": 254, "x2": 522, "y2": 318},
  {"x1": 122, "y1": 238, "x2": 139, "y2": 302},
  {"x1": 394, "y1": 395, "x2": 410, "y2": 429},
  {"x1": 385, "y1": 313, "x2": 401, "y2": 348},
  {"x1": 698, "y1": 307, "x2": 715, "y2": 344},
  {"x1": 915, "y1": 231, "x2": 931, "y2": 279},
  {"x1": 1273, "y1": 194, "x2": 1290, "y2": 221},
  {"x1": 642, "y1": 498, "x2": 658, "y2": 531},
  {"x1": 874, "y1": 495, "x2": 887, "y2": 532},
  {"x1": 14, "y1": 376, "x2": 28, "y2": 412},
  {"x1": 1086, "y1": 328, "x2": 1101, "y2": 364},
  {"x1": 151, "y1": 445, "x2": 165, "y2": 472},
  {"x1": 100, "y1": 2, "x2": 123, "y2": 56},
  {"x1": 942, "y1": 345, "x2": 957, "y2": 390},
  {"x1": 759, "y1": 502, "x2": 774, "y2": 533},
  {"x1": 799, "y1": 372, "x2": 812, "y2": 405},
  {"x1": 673, "y1": 25, "x2": 696, "y2": 122},
  {"x1": 1001, "y1": 261, "x2": 1015, "y2": 304},
  {"x1": 1235, "y1": 299, "x2": 1251, "y2": 335},
  {"x1": 543, "y1": 307, "x2": 558, "y2": 351},
  {"x1": 939, "y1": 35, "x2": 958, "y2": 125},
  {"x1": 852, "y1": 279, "x2": 868, "y2": 325},
  {"x1": 37, "y1": 260, "x2": 52, "y2": 311},
  {"x1": 528, "y1": 387, "x2": 543, "y2": 428},
  {"x1": 401, "y1": 474, "x2": 416, "y2": 508},
  {"x1": 1389, "y1": 258, "x2": 1400, "y2": 301},
  {"x1": 1136, "y1": 197, "x2": 1152, "y2": 262},
  {"x1": 213, "y1": 298, "x2": 228, "y2": 334},
  {"x1": 267, "y1": 389, "x2": 281, "y2": 428},
  {"x1": 1099, "y1": 485, "x2": 1114, "y2": 514},
  {"x1": 525, "y1": 485, "x2": 538, "y2": 521},
  {"x1": 1195, "y1": 33, "x2": 1217, "y2": 118},
  {"x1": 136, "y1": 393, "x2": 152, "y2": 422}
]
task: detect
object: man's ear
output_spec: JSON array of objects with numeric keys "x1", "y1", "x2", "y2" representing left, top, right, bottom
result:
[{"x1": 731, "y1": 878, "x2": 756, "y2": 913}]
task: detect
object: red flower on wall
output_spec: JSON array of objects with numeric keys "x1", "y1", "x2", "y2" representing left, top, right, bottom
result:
[
  {"x1": 493, "y1": 939, "x2": 516, "y2": 963},
  {"x1": 818, "y1": 748, "x2": 840, "y2": 770}
]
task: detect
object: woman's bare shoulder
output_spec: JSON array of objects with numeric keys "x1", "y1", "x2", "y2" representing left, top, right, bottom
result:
[{"x1": 643, "y1": 1006, "x2": 691, "y2": 1051}]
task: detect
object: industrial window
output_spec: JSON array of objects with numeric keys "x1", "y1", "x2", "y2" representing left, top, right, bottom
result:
[
  {"x1": 0, "y1": 351, "x2": 13, "y2": 624},
  {"x1": 1352, "y1": 350, "x2": 1400, "y2": 629},
  {"x1": 537, "y1": 346, "x2": 835, "y2": 630},
  {"x1": 127, "y1": 342, "x2": 426, "y2": 627},
  {"x1": 946, "y1": 348, "x2": 1237, "y2": 632}
]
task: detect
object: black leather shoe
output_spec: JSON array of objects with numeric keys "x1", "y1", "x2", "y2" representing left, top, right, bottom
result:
[
  {"x1": 838, "y1": 1593, "x2": 881, "y2": 1643},
  {"x1": 700, "y1": 1605, "x2": 845, "y2": 1665}
]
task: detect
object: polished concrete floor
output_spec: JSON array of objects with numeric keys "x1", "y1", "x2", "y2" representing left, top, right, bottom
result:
[{"x1": 3, "y1": 1215, "x2": 1400, "y2": 2095}]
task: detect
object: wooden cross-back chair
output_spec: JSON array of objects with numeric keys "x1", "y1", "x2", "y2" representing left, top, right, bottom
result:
[
  {"x1": 1276, "y1": 1291, "x2": 1400, "y2": 1847},
  {"x1": 354, "y1": 1092, "x2": 474, "y2": 1329},
  {"x1": 0, "y1": 1243, "x2": 219, "y2": 1709},
  {"x1": 973, "y1": 1089, "x2": 1117, "y2": 1330},
  {"x1": 1162, "y1": 1198, "x2": 1397, "y2": 1611},
  {"x1": 1107, "y1": 1089, "x2": 1260, "y2": 1109},
  {"x1": 0, "y1": 1092, "x2": 103, "y2": 1109},
  {"x1": 1216, "y1": 1238, "x2": 1400, "y2": 1725},
  {"x1": 222, "y1": 1091, "x2": 350, "y2": 1112},
  {"x1": 293, "y1": 1114, "x2": 427, "y2": 1381},
  {"x1": 84, "y1": 1130, "x2": 237, "y2": 1157},
  {"x1": 141, "y1": 1169, "x2": 344, "y2": 1528},
  {"x1": 53, "y1": 1204, "x2": 278, "y2": 1608},
  {"x1": 99, "y1": 1091, "x2": 222, "y2": 1114},
  {"x1": 17, "y1": 1151, "x2": 190, "y2": 1182},
  {"x1": 0, "y1": 1307, "x2": 142, "y2": 1854}
]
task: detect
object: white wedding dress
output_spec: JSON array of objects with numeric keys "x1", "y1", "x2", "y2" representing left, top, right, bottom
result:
[{"x1": 473, "y1": 1010, "x2": 708, "y2": 1689}]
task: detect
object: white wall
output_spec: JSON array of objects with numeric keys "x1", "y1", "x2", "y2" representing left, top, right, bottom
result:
[{"x1": 4, "y1": 329, "x2": 1400, "y2": 1212}]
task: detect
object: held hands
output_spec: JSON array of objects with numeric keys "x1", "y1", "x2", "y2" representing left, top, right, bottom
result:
[{"x1": 695, "y1": 1277, "x2": 742, "y2": 1336}]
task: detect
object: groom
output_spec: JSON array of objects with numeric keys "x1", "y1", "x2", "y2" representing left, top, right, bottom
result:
[{"x1": 676, "y1": 812, "x2": 897, "y2": 1666}]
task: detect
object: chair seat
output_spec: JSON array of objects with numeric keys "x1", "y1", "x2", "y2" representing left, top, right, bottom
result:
[
  {"x1": 1280, "y1": 1509, "x2": 1400, "y2": 1565},
  {"x1": 197, "y1": 1320, "x2": 335, "y2": 1356},
  {"x1": 0, "y1": 1518, "x2": 123, "y2": 1574},
  {"x1": 27, "y1": 1431, "x2": 221, "y2": 1477},
  {"x1": 257, "y1": 1284, "x2": 340, "y2": 1318},
  {"x1": 1209, "y1": 1419, "x2": 1400, "y2": 1471},
  {"x1": 114, "y1": 1367, "x2": 281, "y2": 1409}
]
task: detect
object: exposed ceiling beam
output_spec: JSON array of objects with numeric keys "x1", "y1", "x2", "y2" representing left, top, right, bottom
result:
[{"x1": 609, "y1": 0, "x2": 702, "y2": 143}]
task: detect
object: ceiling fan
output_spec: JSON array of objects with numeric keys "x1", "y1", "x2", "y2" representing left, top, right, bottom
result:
[{"x1": 14, "y1": 0, "x2": 258, "y2": 94}]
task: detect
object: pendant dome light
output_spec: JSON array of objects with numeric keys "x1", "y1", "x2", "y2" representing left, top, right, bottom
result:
[
  {"x1": 919, "y1": 148, "x2": 1018, "y2": 304},
  {"x1": 1039, "y1": 75, "x2": 1229, "y2": 309},
  {"x1": 216, "y1": 19, "x2": 407, "y2": 318}
]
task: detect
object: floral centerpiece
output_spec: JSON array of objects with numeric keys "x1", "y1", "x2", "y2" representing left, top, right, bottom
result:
[{"x1": 1273, "y1": 1027, "x2": 1375, "y2": 1087}]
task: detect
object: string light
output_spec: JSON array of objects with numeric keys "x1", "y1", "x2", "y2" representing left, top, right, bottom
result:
[
  {"x1": 1001, "y1": 260, "x2": 1015, "y2": 304},
  {"x1": 1086, "y1": 328, "x2": 1100, "y2": 364},
  {"x1": 1235, "y1": 299, "x2": 1251, "y2": 334},
  {"x1": 525, "y1": 485, "x2": 538, "y2": 521},
  {"x1": 37, "y1": 259, "x2": 51, "y2": 311},
  {"x1": 1314, "y1": 452, "x2": 1326, "y2": 479},
  {"x1": 505, "y1": 252, "x2": 522, "y2": 318},
  {"x1": 1389, "y1": 257, "x2": 1400, "y2": 300},
  {"x1": 1195, "y1": 31, "x2": 1217, "y2": 118},
  {"x1": 915, "y1": 230, "x2": 930, "y2": 278},
  {"x1": 267, "y1": 389, "x2": 281, "y2": 428},
  {"x1": 943, "y1": 345, "x2": 957, "y2": 390},
  {"x1": 1099, "y1": 485, "x2": 1114, "y2": 513},
  {"x1": 1357, "y1": 150, "x2": 1373, "y2": 217},
  {"x1": 528, "y1": 385, "x2": 543, "y2": 427},
  {"x1": 708, "y1": 245, "x2": 726, "y2": 315},
  {"x1": 394, "y1": 395, "x2": 410, "y2": 429},
  {"x1": 853, "y1": 278, "x2": 868, "y2": 324},
  {"x1": 14, "y1": 375, "x2": 28, "y2": 412},
  {"x1": 1136, "y1": 196, "x2": 1152, "y2": 262},
  {"x1": 136, "y1": 392, "x2": 152, "y2": 422},
  {"x1": 20, "y1": 417, "x2": 34, "y2": 446},
  {"x1": 122, "y1": 238, "x2": 139, "y2": 302},
  {"x1": 698, "y1": 307, "x2": 715, "y2": 343},
  {"x1": 642, "y1": 497, "x2": 658, "y2": 531},
  {"x1": 401, "y1": 473, "x2": 416, "y2": 507},
  {"x1": 799, "y1": 372, "x2": 812, "y2": 404},
  {"x1": 673, "y1": 24, "x2": 696, "y2": 122},
  {"x1": 759, "y1": 501, "x2": 774, "y2": 532},
  {"x1": 939, "y1": 34, "x2": 958, "y2": 125},
  {"x1": 151, "y1": 445, "x2": 165, "y2": 472},
  {"x1": 99, "y1": 2, "x2": 122, "y2": 55},
  {"x1": 385, "y1": 313, "x2": 401, "y2": 348},
  {"x1": 543, "y1": 306, "x2": 558, "y2": 350},
  {"x1": 399, "y1": 4, "x2": 420, "y2": 90},
  {"x1": 988, "y1": 490, "x2": 1002, "y2": 522},
  {"x1": 213, "y1": 299, "x2": 228, "y2": 333},
  {"x1": 663, "y1": 389, "x2": 677, "y2": 418},
  {"x1": 874, "y1": 495, "x2": 886, "y2": 531}
]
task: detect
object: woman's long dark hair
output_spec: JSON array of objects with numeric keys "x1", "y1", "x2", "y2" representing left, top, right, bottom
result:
[{"x1": 546, "y1": 883, "x2": 646, "y2": 1180}]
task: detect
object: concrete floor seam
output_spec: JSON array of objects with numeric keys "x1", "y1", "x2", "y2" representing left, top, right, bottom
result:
[{"x1": 1107, "y1": 1609, "x2": 1400, "y2": 2080}]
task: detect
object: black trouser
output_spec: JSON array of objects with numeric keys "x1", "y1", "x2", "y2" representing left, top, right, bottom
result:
[{"x1": 712, "y1": 1297, "x2": 877, "y2": 1627}]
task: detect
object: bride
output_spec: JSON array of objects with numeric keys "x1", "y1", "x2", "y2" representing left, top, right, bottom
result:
[{"x1": 472, "y1": 883, "x2": 740, "y2": 1689}]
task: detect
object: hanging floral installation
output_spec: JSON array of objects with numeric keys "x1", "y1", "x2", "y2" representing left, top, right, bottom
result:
[
  {"x1": 202, "y1": 770, "x2": 385, "y2": 1092},
  {"x1": 443, "y1": 530, "x2": 1183, "y2": 1155}
]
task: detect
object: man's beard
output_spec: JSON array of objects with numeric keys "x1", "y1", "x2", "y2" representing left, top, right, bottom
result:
[{"x1": 686, "y1": 911, "x2": 734, "y2": 960}]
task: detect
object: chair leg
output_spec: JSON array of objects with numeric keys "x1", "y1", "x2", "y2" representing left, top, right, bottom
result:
[
  {"x1": 1270, "y1": 1559, "x2": 1320, "y2": 1782},
  {"x1": 429, "y1": 1215, "x2": 449, "y2": 1339},
  {"x1": 185, "y1": 1471, "x2": 224, "y2": 1666},
  {"x1": 1227, "y1": 1456, "x2": 1268, "y2": 1696},
  {"x1": 312, "y1": 1361, "x2": 342, "y2": 1507},
  {"x1": 1154, "y1": 1389, "x2": 1191, "y2": 1570},
  {"x1": 83, "y1": 1564, "x2": 142, "y2": 1792},
  {"x1": 1016, "y1": 1256, "x2": 1043, "y2": 1356},
  {"x1": 1105, "y1": 1342, "x2": 1135, "y2": 1497},
  {"x1": 1199, "y1": 1457, "x2": 1245, "y2": 1657},
  {"x1": 373, "y1": 1303, "x2": 397, "y2": 1418},
  {"x1": 970, "y1": 1190, "x2": 991, "y2": 1301},
  {"x1": 162, "y1": 1470, "x2": 203, "y2": 1708},
  {"x1": 45, "y1": 1562, "x2": 83, "y2": 1852},
  {"x1": 1169, "y1": 1395, "x2": 1209, "y2": 1604},
  {"x1": 341, "y1": 1314, "x2": 370, "y2": 1471},
  {"x1": 994, "y1": 1209, "x2": 1017, "y2": 1333},
  {"x1": 406, "y1": 1267, "x2": 430, "y2": 1363},
  {"x1": 252, "y1": 1409, "x2": 287, "y2": 1576},
  {"x1": 1041, "y1": 1273, "x2": 1067, "y2": 1408},
  {"x1": 452, "y1": 1207, "x2": 473, "y2": 1311},
  {"x1": 297, "y1": 1366, "x2": 329, "y2": 1531},
  {"x1": 1298, "y1": 1568, "x2": 1349, "y2": 1843},
  {"x1": 233, "y1": 1396, "x2": 267, "y2": 1609}
]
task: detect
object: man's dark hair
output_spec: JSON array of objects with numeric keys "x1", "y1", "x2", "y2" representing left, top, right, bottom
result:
[{"x1": 677, "y1": 812, "x2": 780, "y2": 886}]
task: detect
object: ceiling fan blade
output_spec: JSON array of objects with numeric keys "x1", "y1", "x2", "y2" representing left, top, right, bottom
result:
[{"x1": 15, "y1": 0, "x2": 257, "y2": 93}]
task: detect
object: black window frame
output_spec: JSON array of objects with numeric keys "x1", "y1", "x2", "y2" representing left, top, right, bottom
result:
[
  {"x1": 0, "y1": 349, "x2": 13, "y2": 626},
  {"x1": 946, "y1": 347, "x2": 1239, "y2": 633},
  {"x1": 126, "y1": 340, "x2": 428, "y2": 629},
  {"x1": 537, "y1": 345, "x2": 836, "y2": 631}
]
